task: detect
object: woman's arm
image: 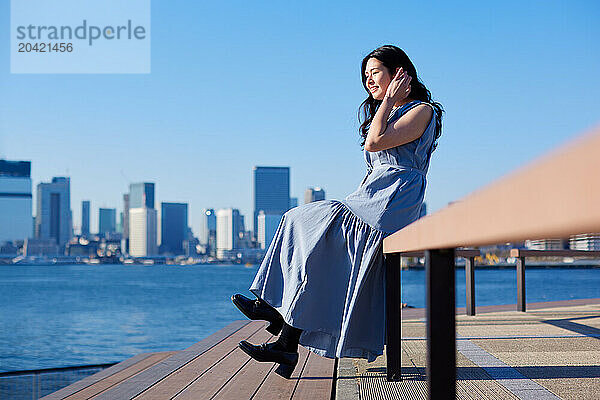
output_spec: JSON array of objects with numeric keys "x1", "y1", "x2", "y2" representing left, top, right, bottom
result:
[
  {"x1": 365, "y1": 102, "x2": 433, "y2": 152},
  {"x1": 365, "y1": 96, "x2": 396, "y2": 151}
]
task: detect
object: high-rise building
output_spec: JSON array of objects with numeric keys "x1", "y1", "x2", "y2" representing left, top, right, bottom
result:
[
  {"x1": 253, "y1": 166, "x2": 290, "y2": 238},
  {"x1": 117, "y1": 211, "x2": 123, "y2": 233},
  {"x1": 257, "y1": 211, "x2": 283, "y2": 250},
  {"x1": 129, "y1": 207, "x2": 157, "y2": 256},
  {"x1": 199, "y1": 208, "x2": 217, "y2": 256},
  {"x1": 81, "y1": 200, "x2": 90, "y2": 237},
  {"x1": 129, "y1": 182, "x2": 155, "y2": 209},
  {"x1": 122, "y1": 193, "x2": 130, "y2": 253},
  {"x1": 35, "y1": 177, "x2": 72, "y2": 248},
  {"x1": 98, "y1": 208, "x2": 117, "y2": 236},
  {"x1": 0, "y1": 160, "x2": 32, "y2": 243},
  {"x1": 127, "y1": 182, "x2": 156, "y2": 257},
  {"x1": 216, "y1": 208, "x2": 243, "y2": 259},
  {"x1": 160, "y1": 202, "x2": 188, "y2": 255},
  {"x1": 304, "y1": 187, "x2": 325, "y2": 204},
  {"x1": 199, "y1": 208, "x2": 216, "y2": 244}
]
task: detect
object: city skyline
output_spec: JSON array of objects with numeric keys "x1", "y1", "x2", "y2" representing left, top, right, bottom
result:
[{"x1": 0, "y1": 158, "x2": 324, "y2": 255}]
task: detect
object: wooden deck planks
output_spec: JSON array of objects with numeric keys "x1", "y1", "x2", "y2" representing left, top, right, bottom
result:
[
  {"x1": 43, "y1": 319, "x2": 336, "y2": 400},
  {"x1": 49, "y1": 351, "x2": 175, "y2": 400},
  {"x1": 133, "y1": 321, "x2": 266, "y2": 399},
  {"x1": 39, "y1": 353, "x2": 150, "y2": 400},
  {"x1": 250, "y1": 346, "x2": 311, "y2": 400},
  {"x1": 92, "y1": 320, "x2": 250, "y2": 400},
  {"x1": 172, "y1": 328, "x2": 273, "y2": 399},
  {"x1": 210, "y1": 345, "x2": 279, "y2": 400},
  {"x1": 291, "y1": 351, "x2": 336, "y2": 399},
  {"x1": 40, "y1": 352, "x2": 172, "y2": 400}
]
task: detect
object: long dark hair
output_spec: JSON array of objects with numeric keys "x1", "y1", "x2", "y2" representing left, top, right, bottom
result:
[{"x1": 358, "y1": 45, "x2": 444, "y2": 152}]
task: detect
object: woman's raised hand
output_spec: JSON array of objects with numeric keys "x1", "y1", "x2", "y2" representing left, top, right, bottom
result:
[{"x1": 384, "y1": 67, "x2": 412, "y2": 103}]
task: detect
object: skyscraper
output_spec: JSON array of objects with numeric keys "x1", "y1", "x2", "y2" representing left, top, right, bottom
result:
[
  {"x1": 117, "y1": 211, "x2": 123, "y2": 233},
  {"x1": 216, "y1": 208, "x2": 243, "y2": 259},
  {"x1": 257, "y1": 211, "x2": 283, "y2": 250},
  {"x1": 199, "y1": 208, "x2": 217, "y2": 257},
  {"x1": 160, "y1": 202, "x2": 188, "y2": 255},
  {"x1": 128, "y1": 182, "x2": 157, "y2": 257},
  {"x1": 253, "y1": 166, "x2": 290, "y2": 238},
  {"x1": 304, "y1": 187, "x2": 325, "y2": 204},
  {"x1": 98, "y1": 208, "x2": 117, "y2": 236},
  {"x1": 35, "y1": 177, "x2": 72, "y2": 248},
  {"x1": 199, "y1": 208, "x2": 216, "y2": 244},
  {"x1": 129, "y1": 208, "x2": 157, "y2": 256},
  {"x1": 122, "y1": 193, "x2": 130, "y2": 253},
  {"x1": 0, "y1": 160, "x2": 32, "y2": 243},
  {"x1": 129, "y1": 182, "x2": 155, "y2": 209},
  {"x1": 81, "y1": 200, "x2": 90, "y2": 237}
]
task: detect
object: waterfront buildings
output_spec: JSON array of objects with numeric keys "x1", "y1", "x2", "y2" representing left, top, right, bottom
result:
[
  {"x1": 199, "y1": 208, "x2": 217, "y2": 257},
  {"x1": 160, "y1": 202, "x2": 188, "y2": 255},
  {"x1": 98, "y1": 208, "x2": 117, "y2": 237},
  {"x1": 569, "y1": 234, "x2": 600, "y2": 251},
  {"x1": 257, "y1": 211, "x2": 283, "y2": 249},
  {"x1": 128, "y1": 182, "x2": 157, "y2": 257},
  {"x1": 81, "y1": 200, "x2": 90, "y2": 237},
  {"x1": 122, "y1": 193, "x2": 130, "y2": 254},
  {"x1": 0, "y1": 160, "x2": 32, "y2": 243},
  {"x1": 23, "y1": 238, "x2": 59, "y2": 256},
  {"x1": 216, "y1": 208, "x2": 243, "y2": 260},
  {"x1": 35, "y1": 177, "x2": 72, "y2": 250},
  {"x1": 253, "y1": 166, "x2": 290, "y2": 239},
  {"x1": 304, "y1": 187, "x2": 325, "y2": 204},
  {"x1": 129, "y1": 207, "x2": 157, "y2": 256},
  {"x1": 525, "y1": 239, "x2": 565, "y2": 250},
  {"x1": 129, "y1": 182, "x2": 155, "y2": 209}
]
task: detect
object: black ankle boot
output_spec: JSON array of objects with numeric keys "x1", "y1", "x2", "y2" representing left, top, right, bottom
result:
[
  {"x1": 274, "y1": 323, "x2": 303, "y2": 353},
  {"x1": 271, "y1": 323, "x2": 303, "y2": 378},
  {"x1": 231, "y1": 294, "x2": 284, "y2": 335},
  {"x1": 238, "y1": 341, "x2": 299, "y2": 379}
]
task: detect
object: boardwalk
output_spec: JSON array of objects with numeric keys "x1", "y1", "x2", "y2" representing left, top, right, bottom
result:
[
  {"x1": 40, "y1": 320, "x2": 335, "y2": 400},
  {"x1": 41, "y1": 298, "x2": 600, "y2": 399}
]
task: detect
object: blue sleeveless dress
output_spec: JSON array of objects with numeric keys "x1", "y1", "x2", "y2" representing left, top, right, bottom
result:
[{"x1": 250, "y1": 100, "x2": 437, "y2": 362}]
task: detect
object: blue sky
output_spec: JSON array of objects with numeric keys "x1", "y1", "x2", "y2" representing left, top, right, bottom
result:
[{"x1": 1, "y1": 0, "x2": 598, "y2": 237}]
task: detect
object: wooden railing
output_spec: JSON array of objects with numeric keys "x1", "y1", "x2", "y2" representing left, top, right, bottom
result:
[{"x1": 381, "y1": 123, "x2": 600, "y2": 398}]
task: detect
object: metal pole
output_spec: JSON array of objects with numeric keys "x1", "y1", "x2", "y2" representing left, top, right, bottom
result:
[
  {"x1": 517, "y1": 256, "x2": 526, "y2": 312},
  {"x1": 385, "y1": 252, "x2": 402, "y2": 381},
  {"x1": 426, "y1": 248, "x2": 456, "y2": 399},
  {"x1": 465, "y1": 256, "x2": 476, "y2": 316}
]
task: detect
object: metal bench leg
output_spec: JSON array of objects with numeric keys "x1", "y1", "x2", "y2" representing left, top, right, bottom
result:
[
  {"x1": 517, "y1": 256, "x2": 526, "y2": 312},
  {"x1": 426, "y1": 248, "x2": 456, "y2": 399},
  {"x1": 466, "y1": 256, "x2": 476, "y2": 316},
  {"x1": 385, "y1": 252, "x2": 401, "y2": 381}
]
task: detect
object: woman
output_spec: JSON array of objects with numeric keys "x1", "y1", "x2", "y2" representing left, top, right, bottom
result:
[{"x1": 232, "y1": 45, "x2": 444, "y2": 378}]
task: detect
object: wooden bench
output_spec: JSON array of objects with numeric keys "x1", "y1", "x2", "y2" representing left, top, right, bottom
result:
[{"x1": 381, "y1": 123, "x2": 600, "y2": 399}]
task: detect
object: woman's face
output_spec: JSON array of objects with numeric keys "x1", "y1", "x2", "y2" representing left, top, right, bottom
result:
[{"x1": 364, "y1": 57, "x2": 397, "y2": 100}]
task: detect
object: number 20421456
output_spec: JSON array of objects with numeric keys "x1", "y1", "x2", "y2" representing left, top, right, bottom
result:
[{"x1": 18, "y1": 42, "x2": 73, "y2": 52}]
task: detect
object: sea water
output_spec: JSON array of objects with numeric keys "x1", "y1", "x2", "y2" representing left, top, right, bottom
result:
[{"x1": 1, "y1": 263, "x2": 599, "y2": 372}]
